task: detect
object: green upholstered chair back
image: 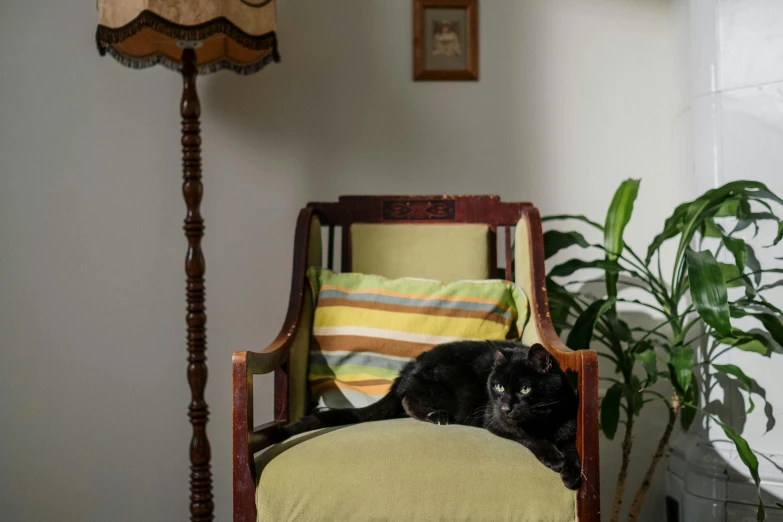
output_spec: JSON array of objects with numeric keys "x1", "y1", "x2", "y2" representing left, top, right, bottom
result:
[
  {"x1": 350, "y1": 223, "x2": 491, "y2": 282},
  {"x1": 308, "y1": 196, "x2": 530, "y2": 279}
]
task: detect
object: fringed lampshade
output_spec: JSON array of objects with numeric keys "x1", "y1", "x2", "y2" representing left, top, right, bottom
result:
[
  {"x1": 96, "y1": 0, "x2": 279, "y2": 74},
  {"x1": 95, "y1": 2, "x2": 280, "y2": 521}
]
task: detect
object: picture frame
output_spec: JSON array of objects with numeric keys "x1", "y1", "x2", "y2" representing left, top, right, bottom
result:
[{"x1": 413, "y1": 0, "x2": 478, "y2": 81}]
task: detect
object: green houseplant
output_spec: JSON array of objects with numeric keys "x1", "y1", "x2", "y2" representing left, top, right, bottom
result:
[{"x1": 543, "y1": 179, "x2": 783, "y2": 521}]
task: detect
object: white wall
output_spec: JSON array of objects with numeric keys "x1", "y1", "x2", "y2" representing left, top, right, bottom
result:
[
  {"x1": 680, "y1": 0, "x2": 783, "y2": 510},
  {"x1": 0, "y1": 1, "x2": 682, "y2": 520}
]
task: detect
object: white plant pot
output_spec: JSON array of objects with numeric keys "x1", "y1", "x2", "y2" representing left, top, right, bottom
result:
[{"x1": 665, "y1": 431, "x2": 783, "y2": 522}]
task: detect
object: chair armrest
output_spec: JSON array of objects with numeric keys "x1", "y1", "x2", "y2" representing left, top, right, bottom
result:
[
  {"x1": 516, "y1": 207, "x2": 579, "y2": 365},
  {"x1": 516, "y1": 207, "x2": 600, "y2": 520},
  {"x1": 232, "y1": 323, "x2": 307, "y2": 459},
  {"x1": 532, "y1": 305, "x2": 600, "y2": 520},
  {"x1": 526, "y1": 279, "x2": 600, "y2": 518},
  {"x1": 233, "y1": 208, "x2": 318, "y2": 522},
  {"x1": 231, "y1": 320, "x2": 308, "y2": 451},
  {"x1": 234, "y1": 337, "x2": 295, "y2": 376}
]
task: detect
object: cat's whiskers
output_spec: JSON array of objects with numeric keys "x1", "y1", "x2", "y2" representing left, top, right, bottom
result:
[
  {"x1": 467, "y1": 405, "x2": 492, "y2": 420},
  {"x1": 484, "y1": 411, "x2": 504, "y2": 431},
  {"x1": 518, "y1": 410, "x2": 547, "y2": 422},
  {"x1": 528, "y1": 399, "x2": 562, "y2": 410}
]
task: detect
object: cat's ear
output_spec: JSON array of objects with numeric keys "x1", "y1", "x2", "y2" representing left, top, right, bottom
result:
[
  {"x1": 529, "y1": 344, "x2": 552, "y2": 373},
  {"x1": 493, "y1": 348, "x2": 506, "y2": 367}
]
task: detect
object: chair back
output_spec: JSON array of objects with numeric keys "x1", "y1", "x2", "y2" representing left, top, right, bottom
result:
[{"x1": 307, "y1": 196, "x2": 532, "y2": 282}]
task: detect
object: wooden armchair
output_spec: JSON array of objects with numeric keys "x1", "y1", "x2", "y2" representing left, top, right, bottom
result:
[{"x1": 233, "y1": 195, "x2": 599, "y2": 522}]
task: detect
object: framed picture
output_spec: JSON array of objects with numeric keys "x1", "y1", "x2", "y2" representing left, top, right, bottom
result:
[{"x1": 413, "y1": 0, "x2": 478, "y2": 81}]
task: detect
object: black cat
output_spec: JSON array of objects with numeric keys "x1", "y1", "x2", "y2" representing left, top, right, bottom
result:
[{"x1": 270, "y1": 340, "x2": 582, "y2": 490}]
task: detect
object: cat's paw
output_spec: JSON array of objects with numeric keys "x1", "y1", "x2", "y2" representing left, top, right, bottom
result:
[
  {"x1": 425, "y1": 410, "x2": 450, "y2": 425},
  {"x1": 539, "y1": 448, "x2": 566, "y2": 473},
  {"x1": 560, "y1": 464, "x2": 582, "y2": 490}
]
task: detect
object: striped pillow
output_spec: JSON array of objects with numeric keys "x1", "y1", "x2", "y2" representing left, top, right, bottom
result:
[{"x1": 306, "y1": 267, "x2": 529, "y2": 409}]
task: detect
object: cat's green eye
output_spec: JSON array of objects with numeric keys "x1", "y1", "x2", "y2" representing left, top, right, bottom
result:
[
  {"x1": 520, "y1": 385, "x2": 531, "y2": 395},
  {"x1": 494, "y1": 383, "x2": 505, "y2": 393}
]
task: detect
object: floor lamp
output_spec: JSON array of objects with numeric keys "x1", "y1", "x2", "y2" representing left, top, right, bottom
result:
[{"x1": 95, "y1": 2, "x2": 280, "y2": 520}]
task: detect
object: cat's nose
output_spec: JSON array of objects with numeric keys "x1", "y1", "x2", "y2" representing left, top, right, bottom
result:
[{"x1": 501, "y1": 405, "x2": 511, "y2": 414}]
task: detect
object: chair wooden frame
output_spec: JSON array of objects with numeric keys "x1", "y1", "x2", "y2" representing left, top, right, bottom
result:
[{"x1": 232, "y1": 195, "x2": 600, "y2": 522}]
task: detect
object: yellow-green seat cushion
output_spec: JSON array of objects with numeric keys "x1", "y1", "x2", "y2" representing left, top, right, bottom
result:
[{"x1": 255, "y1": 418, "x2": 576, "y2": 522}]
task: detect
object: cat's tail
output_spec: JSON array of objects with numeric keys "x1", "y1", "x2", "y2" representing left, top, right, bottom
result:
[{"x1": 269, "y1": 384, "x2": 405, "y2": 443}]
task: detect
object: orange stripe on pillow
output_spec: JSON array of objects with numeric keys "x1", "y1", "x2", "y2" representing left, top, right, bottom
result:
[
  {"x1": 311, "y1": 380, "x2": 393, "y2": 397},
  {"x1": 317, "y1": 298, "x2": 512, "y2": 325},
  {"x1": 312, "y1": 336, "x2": 437, "y2": 359},
  {"x1": 320, "y1": 284, "x2": 515, "y2": 309}
]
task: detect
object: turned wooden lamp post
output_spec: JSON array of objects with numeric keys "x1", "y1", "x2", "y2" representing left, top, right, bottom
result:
[{"x1": 95, "y1": 2, "x2": 279, "y2": 520}]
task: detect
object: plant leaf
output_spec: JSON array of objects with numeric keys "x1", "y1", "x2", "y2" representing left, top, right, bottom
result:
[
  {"x1": 735, "y1": 297, "x2": 783, "y2": 315},
  {"x1": 752, "y1": 187, "x2": 783, "y2": 206},
  {"x1": 680, "y1": 407, "x2": 697, "y2": 431},
  {"x1": 604, "y1": 179, "x2": 640, "y2": 297},
  {"x1": 759, "y1": 279, "x2": 783, "y2": 292},
  {"x1": 631, "y1": 338, "x2": 655, "y2": 354},
  {"x1": 715, "y1": 421, "x2": 765, "y2": 522},
  {"x1": 714, "y1": 198, "x2": 740, "y2": 217},
  {"x1": 542, "y1": 214, "x2": 604, "y2": 231},
  {"x1": 713, "y1": 363, "x2": 755, "y2": 413},
  {"x1": 656, "y1": 180, "x2": 779, "y2": 270},
  {"x1": 601, "y1": 383, "x2": 624, "y2": 440},
  {"x1": 549, "y1": 258, "x2": 622, "y2": 278},
  {"x1": 567, "y1": 298, "x2": 617, "y2": 350},
  {"x1": 607, "y1": 314, "x2": 634, "y2": 343},
  {"x1": 701, "y1": 218, "x2": 724, "y2": 238},
  {"x1": 744, "y1": 211, "x2": 781, "y2": 222},
  {"x1": 543, "y1": 230, "x2": 590, "y2": 259},
  {"x1": 722, "y1": 235, "x2": 747, "y2": 273},
  {"x1": 647, "y1": 201, "x2": 690, "y2": 263},
  {"x1": 729, "y1": 308, "x2": 783, "y2": 348},
  {"x1": 671, "y1": 184, "x2": 753, "y2": 270},
  {"x1": 546, "y1": 278, "x2": 584, "y2": 313},
  {"x1": 770, "y1": 221, "x2": 783, "y2": 247},
  {"x1": 718, "y1": 263, "x2": 744, "y2": 288},
  {"x1": 681, "y1": 382, "x2": 698, "y2": 430},
  {"x1": 668, "y1": 345, "x2": 694, "y2": 394},
  {"x1": 746, "y1": 244, "x2": 762, "y2": 285},
  {"x1": 634, "y1": 346, "x2": 658, "y2": 387},
  {"x1": 713, "y1": 329, "x2": 773, "y2": 356},
  {"x1": 545, "y1": 277, "x2": 584, "y2": 334},
  {"x1": 632, "y1": 388, "x2": 644, "y2": 415},
  {"x1": 686, "y1": 248, "x2": 732, "y2": 336}
]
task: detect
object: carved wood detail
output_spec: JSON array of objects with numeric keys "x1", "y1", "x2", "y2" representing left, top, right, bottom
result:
[
  {"x1": 181, "y1": 48, "x2": 213, "y2": 522},
  {"x1": 382, "y1": 199, "x2": 456, "y2": 220}
]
